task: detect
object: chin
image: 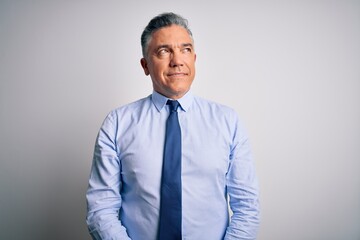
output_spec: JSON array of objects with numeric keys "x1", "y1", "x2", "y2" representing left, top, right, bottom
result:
[{"x1": 173, "y1": 88, "x2": 190, "y2": 98}]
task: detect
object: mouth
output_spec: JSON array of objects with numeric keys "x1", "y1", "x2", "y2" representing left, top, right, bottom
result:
[{"x1": 167, "y1": 72, "x2": 188, "y2": 77}]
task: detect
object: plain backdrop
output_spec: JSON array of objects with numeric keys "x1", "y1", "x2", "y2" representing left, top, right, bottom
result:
[{"x1": 0, "y1": 1, "x2": 359, "y2": 239}]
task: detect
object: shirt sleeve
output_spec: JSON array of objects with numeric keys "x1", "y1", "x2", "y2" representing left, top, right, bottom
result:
[
  {"x1": 86, "y1": 112, "x2": 131, "y2": 240},
  {"x1": 224, "y1": 113, "x2": 260, "y2": 240}
]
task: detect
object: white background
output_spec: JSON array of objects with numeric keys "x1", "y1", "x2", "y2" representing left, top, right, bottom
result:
[{"x1": 0, "y1": 1, "x2": 359, "y2": 239}]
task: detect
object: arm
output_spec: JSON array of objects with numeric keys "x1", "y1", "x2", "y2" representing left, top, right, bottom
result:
[
  {"x1": 86, "y1": 113, "x2": 131, "y2": 240},
  {"x1": 224, "y1": 117, "x2": 260, "y2": 240}
]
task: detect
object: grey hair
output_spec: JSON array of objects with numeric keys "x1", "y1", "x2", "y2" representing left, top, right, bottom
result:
[{"x1": 141, "y1": 12, "x2": 193, "y2": 57}]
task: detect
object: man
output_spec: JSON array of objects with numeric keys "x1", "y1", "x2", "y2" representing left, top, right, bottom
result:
[{"x1": 86, "y1": 12, "x2": 260, "y2": 240}]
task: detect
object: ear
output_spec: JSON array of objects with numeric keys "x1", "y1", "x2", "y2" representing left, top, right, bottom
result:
[
  {"x1": 140, "y1": 58, "x2": 150, "y2": 76},
  {"x1": 194, "y1": 53, "x2": 197, "y2": 62}
]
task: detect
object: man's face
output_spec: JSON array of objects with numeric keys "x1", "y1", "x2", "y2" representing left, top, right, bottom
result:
[{"x1": 141, "y1": 25, "x2": 196, "y2": 99}]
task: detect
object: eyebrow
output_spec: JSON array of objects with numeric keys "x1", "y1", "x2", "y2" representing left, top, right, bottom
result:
[{"x1": 182, "y1": 43, "x2": 193, "y2": 48}]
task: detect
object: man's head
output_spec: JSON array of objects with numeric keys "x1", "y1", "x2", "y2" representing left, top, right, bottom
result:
[
  {"x1": 141, "y1": 12, "x2": 193, "y2": 58},
  {"x1": 140, "y1": 13, "x2": 196, "y2": 99}
]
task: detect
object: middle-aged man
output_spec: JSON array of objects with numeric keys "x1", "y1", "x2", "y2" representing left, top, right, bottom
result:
[{"x1": 86, "y1": 12, "x2": 260, "y2": 240}]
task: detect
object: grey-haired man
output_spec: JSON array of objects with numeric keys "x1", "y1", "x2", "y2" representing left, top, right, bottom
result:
[{"x1": 86, "y1": 12, "x2": 260, "y2": 240}]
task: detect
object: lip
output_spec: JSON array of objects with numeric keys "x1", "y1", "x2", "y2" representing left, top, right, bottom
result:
[{"x1": 167, "y1": 72, "x2": 188, "y2": 77}]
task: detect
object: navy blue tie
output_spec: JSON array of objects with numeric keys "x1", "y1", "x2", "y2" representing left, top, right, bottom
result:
[{"x1": 158, "y1": 100, "x2": 182, "y2": 240}]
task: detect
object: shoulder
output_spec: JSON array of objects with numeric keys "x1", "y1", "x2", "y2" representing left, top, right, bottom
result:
[
  {"x1": 98, "y1": 95, "x2": 152, "y2": 133},
  {"x1": 106, "y1": 95, "x2": 152, "y2": 120},
  {"x1": 191, "y1": 95, "x2": 249, "y2": 140},
  {"x1": 192, "y1": 95, "x2": 238, "y2": 119}
]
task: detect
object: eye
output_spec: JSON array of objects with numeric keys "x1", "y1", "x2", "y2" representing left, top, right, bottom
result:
[
  {"x1": 158, "y1": 48, "x2": 170, "y2": 56},
  {"x1": 182, "y1": 47, "x2": 192, "y2": 53}
]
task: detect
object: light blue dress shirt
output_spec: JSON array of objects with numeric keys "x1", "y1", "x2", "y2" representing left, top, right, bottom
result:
[{"x1": 86, "y1": 91, "x2": 260, "y2": 240}]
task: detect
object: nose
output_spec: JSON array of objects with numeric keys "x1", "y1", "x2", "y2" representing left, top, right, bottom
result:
[{"x1": 169, "y1": 51, "x2": 184, "y2": 68}]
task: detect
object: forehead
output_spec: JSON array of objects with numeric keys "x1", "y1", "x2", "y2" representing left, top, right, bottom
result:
[{"x1": 149, "y1": 25, "x2": 193, "y2": 46}]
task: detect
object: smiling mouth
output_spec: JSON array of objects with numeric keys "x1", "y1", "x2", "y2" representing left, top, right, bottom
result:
[{"x1": 167, "y1": 72, "x2": 188, "y2": 77}]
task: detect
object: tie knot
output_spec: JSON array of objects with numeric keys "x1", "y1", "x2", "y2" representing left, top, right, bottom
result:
[{"x1": 167, "y1": 100, "x2": 180, "y2": 112}]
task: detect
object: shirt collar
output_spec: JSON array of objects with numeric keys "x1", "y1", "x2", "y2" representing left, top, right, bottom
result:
[{"x1": 151, "y1": 90, "x2": 194, "y2": 112}]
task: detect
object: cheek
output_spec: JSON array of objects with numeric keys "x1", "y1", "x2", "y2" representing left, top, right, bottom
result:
[
  {"x1": 186, "y1": 58, "x2": 196, "y2": 69},
  {"x1": 150, "y1": 62, "x2": 166, "y2": 75},
  {"x1": 188, "y1": 63, "x2": 196, "y2": 76}
]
